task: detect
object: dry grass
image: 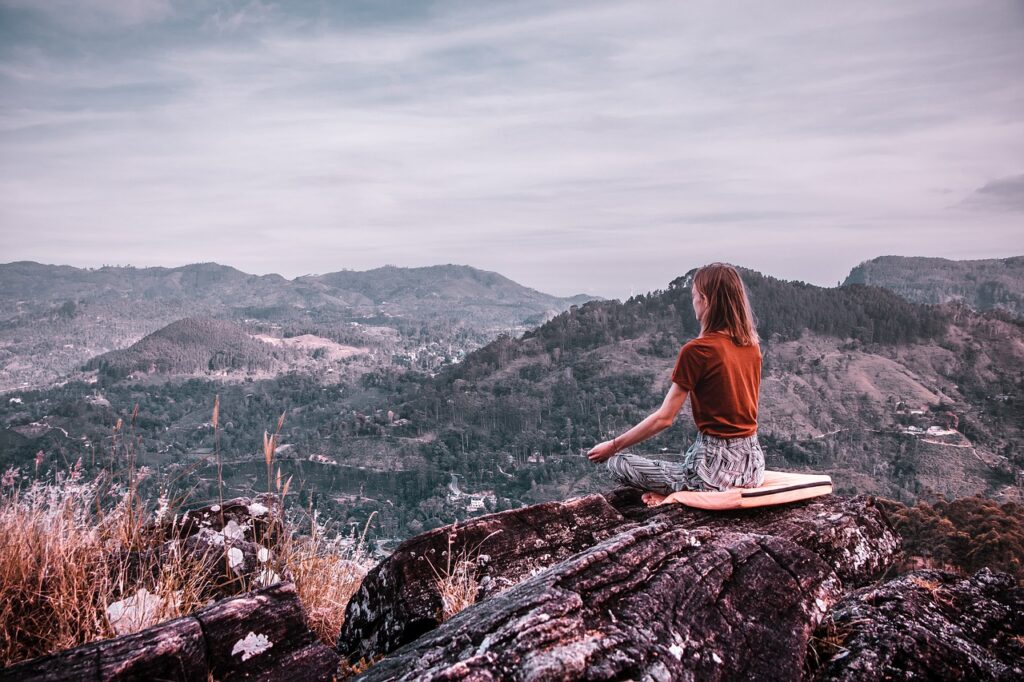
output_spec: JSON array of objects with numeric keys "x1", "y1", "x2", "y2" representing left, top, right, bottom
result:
[
  {"x1": 908, "y1": 575, "x2": 942, "y2": 592},
  {"x1": 908, "y1": 574, "x2": 955, "y2": 608},
  {"x1": 282, "y1": 510, "x2": 378, "y2": 645},
  {"x1": 0, "y1": 402, "x2": 379, "y2": 666},
  {"x1": 426, "y1": 523, "x2": 500, "y2": 622},
  {"x1": 0, "y1": 474, "x2": 377, "y2": 665},
  {"x1": 0, "y1": 472, "x2": 214, "y2": 666},
  {"x1": 804, "y1": 616, "x2": 865, "y2": 675}
]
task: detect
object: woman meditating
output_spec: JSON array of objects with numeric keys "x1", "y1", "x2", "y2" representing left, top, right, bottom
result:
[{"x1": 587, "y1": 262, "x2": 765, "y2": 506}]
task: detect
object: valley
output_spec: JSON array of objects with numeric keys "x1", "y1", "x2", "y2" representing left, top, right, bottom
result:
[{"x1": 1, "y1": 259, "x2": 1021, "y2": 546}]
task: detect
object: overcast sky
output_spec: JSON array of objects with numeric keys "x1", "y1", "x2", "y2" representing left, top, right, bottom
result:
[{"x1": 0, "y1": 0, "x2": 1021, "y2": 298}]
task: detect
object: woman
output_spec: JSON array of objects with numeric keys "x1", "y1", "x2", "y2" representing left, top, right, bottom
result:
[{"x1": 587, "y1": 263, "x2": 765, "y2": 506}]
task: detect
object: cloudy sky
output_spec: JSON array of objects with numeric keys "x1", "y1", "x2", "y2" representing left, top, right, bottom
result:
[{"x1": 0, "y1": 0, "x2": 1021, "y2": 298}]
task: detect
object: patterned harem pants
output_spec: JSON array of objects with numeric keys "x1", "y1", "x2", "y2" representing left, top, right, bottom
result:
[{"x1": 606, "y1": 432, "x2": 766, "y2": 494}]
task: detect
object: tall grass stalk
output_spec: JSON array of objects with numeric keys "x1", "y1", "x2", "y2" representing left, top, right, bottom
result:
[
  {"x1": 263, "y1": 411, "x2": 286, "y2": 495},
  {"x1": 212, "y1": 394, "x2": 232, "y2": 581}
]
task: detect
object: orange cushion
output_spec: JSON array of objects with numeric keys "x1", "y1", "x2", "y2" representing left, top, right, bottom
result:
[{"x1": 660, "y1": 470, "x2": 833, "y2": 510}]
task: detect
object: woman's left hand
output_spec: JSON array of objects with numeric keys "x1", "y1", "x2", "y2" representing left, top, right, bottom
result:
[{"x1": 587, "y1": 440, "x2": 618, "y2": 463}]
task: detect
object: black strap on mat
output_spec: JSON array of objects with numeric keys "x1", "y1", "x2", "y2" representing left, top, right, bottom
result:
[{"x1": 740, "y1": 480, "x2": 832, "y2": 498}]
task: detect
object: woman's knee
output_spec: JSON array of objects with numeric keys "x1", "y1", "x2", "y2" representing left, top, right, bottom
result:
[
  {"x1": 607, "y1": 453, "x2": 642, "y2": 482},
  {"x1": 605, "y1": 453, "x2": 626, "y2": 477}
]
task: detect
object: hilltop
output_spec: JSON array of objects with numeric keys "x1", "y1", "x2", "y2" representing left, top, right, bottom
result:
[
  {"x1": 844, "y1": 255, "x2": 1024, "y2": 318},
  {"x1": 299, "y1": 264, "x2": 593, "y2": 325},
  {"x1": 83, "y1": 318, "x2": 288, "y2": 381},
  {"x1": 8, "y1": 491, "x2": 1021, "y2": 680}
]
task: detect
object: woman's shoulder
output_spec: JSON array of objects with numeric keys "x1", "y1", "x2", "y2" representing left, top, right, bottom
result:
[
  {"x1": 682, "y1": 332, "x2": 732, "y2": 349},
  {"x1": 682, "y1": 333, "x2": 760, "y2": 357},
  {"x1": 680, "y1": 335, "x2": 716, "y2": 354}
]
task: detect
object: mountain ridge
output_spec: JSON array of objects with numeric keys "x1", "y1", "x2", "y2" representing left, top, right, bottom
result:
[
  {"x1": 0, "y1": 261, "x2": 594, "y2": 309},
  {"x1": 843, "y1": 254, "x2": 1024, "y2": 318},
  {"x1": 0, "y1": 260, "x2": 598, "y2": 392}
]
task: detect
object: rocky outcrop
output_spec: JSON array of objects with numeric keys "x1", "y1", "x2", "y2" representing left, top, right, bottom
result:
[
  {"x1": 158, "y1": 494, "x2": 281, "y2": 543},
  {"x1": 355, "y1": 524, "x2": 842, "y2": 681},
  {"x1": 339, "y1": 491, "x2": 902, "y2": 678},
  {"x1": 1, "y1": 582, "x2": 337, "y2": 682},
  {"x1": 344, "y1": 490, "x2": 1024, "y2": 681},
  {"x1": 118, "y1": 494, "x2": 286, "y2": 597},
  {"x1": 8, "y1": 489, "x2": 1020, "y2": 681},
  {"x1": 812, "y1": 568, "x2": 1024, "y2": 681},
  {"x1": 337, "y1": 493, "x2": 627, "y2": 663}
]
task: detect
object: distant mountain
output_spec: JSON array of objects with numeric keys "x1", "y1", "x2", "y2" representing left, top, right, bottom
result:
[
  {"x1": 0, "y1": 261, "x2": 301, "y2": 314},
  {"x1": 0, "y1": 261, "x2": 596, "y2": 391},
  {"x1": 298, "y1": 264, "x2": 594, "y2": 326},
  {"x1": 0, "y1": 261, "x2": 592, "y2": 322},
  {"x1": 843, "y1": 256, "x2": 1024, "y2": 318},
  {"x1": 2, "y1": 264, "x2": 1022, "y2": 544},
  {"x1": 83, "y1": 318, "x2": 284, "y2": 380}
]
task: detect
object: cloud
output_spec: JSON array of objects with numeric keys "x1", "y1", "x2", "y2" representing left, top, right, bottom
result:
[
  {"x1": 203, "y1": 0, "x2": 275, "y2": 34},
  {"x1": 1, "y1": 0, "x2": 1022, "y2": 298},
  {"x1": 963, "y1": 174, "x2": 1024, "y2": 212},
  {"x1": 0, "y1": 0, "x2": 174, "y2": 30}
]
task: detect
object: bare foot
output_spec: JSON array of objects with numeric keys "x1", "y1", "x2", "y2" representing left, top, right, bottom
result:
[{"x1": 641, "y1": 492, "x2": 666, "y2": 507}]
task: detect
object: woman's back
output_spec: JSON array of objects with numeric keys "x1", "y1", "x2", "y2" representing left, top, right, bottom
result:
[{"x1": 671, "y1": 332, "x2": 761, "y2": 438}]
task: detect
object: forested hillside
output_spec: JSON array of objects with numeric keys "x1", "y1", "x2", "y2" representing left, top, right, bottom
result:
[
  {"x1": 83, "y1": 318, "x2": 288, "y2": 380},
  {"x1": 844, "y1": 255, "x2": 1024, "y2": 318},
  {"x1": 397, "y1": 268, "x2": 1022, "y2": 505},
  {"x1": 879, "y1": 496, "x2": 1024, "y2": 581},
  {"x1": 2, "y1": 263, "x2": 1021, "y2": 544}
]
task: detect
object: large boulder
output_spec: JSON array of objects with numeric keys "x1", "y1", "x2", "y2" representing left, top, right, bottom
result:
[
  {"x1": 338, "y1": 493, "x2": 626, "y2": 663},
  {"x1": 812, "y1": 568, "x2": 1024, "y2": 681},
  {"x1": 603, "y1": 489, "x2": 900, "y2": 587},
  {"x1": 354, "y1": 523, "x2": 842, "y2": 680},
  {"x1": 340, "y1": 490, "x2": 902, "y2": 675}
]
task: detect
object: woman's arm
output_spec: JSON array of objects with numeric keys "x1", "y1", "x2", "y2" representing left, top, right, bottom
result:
[{"x1": 587, "y1": 383, "x2": 689, "y2": 462}]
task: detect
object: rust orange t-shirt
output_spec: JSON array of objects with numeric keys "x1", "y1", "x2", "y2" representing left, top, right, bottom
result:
[{"x1": 671, "y1": 332, "x2": 761, "y2": 438}]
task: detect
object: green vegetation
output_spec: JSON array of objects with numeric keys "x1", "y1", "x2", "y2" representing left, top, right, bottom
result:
[
  {"x1": 845, "y1": 255, "x2": 1024, "y2": 318},
  {"x1": 878, "y1": 496, "x2": 1024, "y2": 582},
  {"x1": 85, "y1": 318, "x2": 286, "y2": 380},
  {"x1": 2, "y1": 263, "x2": 1021, "y2": 547}
]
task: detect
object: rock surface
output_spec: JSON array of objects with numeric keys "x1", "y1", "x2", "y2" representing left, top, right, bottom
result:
[
  {"x1": 355, "y1": 523, "x2": 842, "y2": 681},
  {"x1": 9, "y1": 489, "x2": 1021, "y2": 681},
  {"x1": 160, "y1": 494, "x2": 281, "y2": 543},
  {"x1": 603, "y1": 489, "x2": 901, "y2": 588},
  {"x1": 337, "y1": 493, "x2": 627, "y2": 663},
  {"x1": 117, "y1": 494, "x2": 287, "y2": 597},
  {"x1": 1, "y1": 582, "x2": 337, "y2": 682},
  {"x1": 812, "y1": 568, "x2": 1024, "y2": 681},
  {"x1": 343, "y1": 491, "x2": 902, "y2": 679},
  {"x1": 339, "y1": 491, "x2": 901, "y2": 667}
]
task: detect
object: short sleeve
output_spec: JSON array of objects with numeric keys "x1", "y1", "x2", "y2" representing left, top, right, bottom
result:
[{"x1": 671, "y1": 341, "x2": 709, "y2": 391}]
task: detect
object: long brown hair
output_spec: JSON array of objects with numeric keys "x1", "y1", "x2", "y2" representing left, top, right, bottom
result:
[{"x1": 693, "y1": 263, "x2": 759, "y2": 346}]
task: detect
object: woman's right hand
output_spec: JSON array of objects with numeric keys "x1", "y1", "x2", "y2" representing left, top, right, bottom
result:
[{"x1": 587, "y1": 439, "x2": 618, "y2": 463}]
